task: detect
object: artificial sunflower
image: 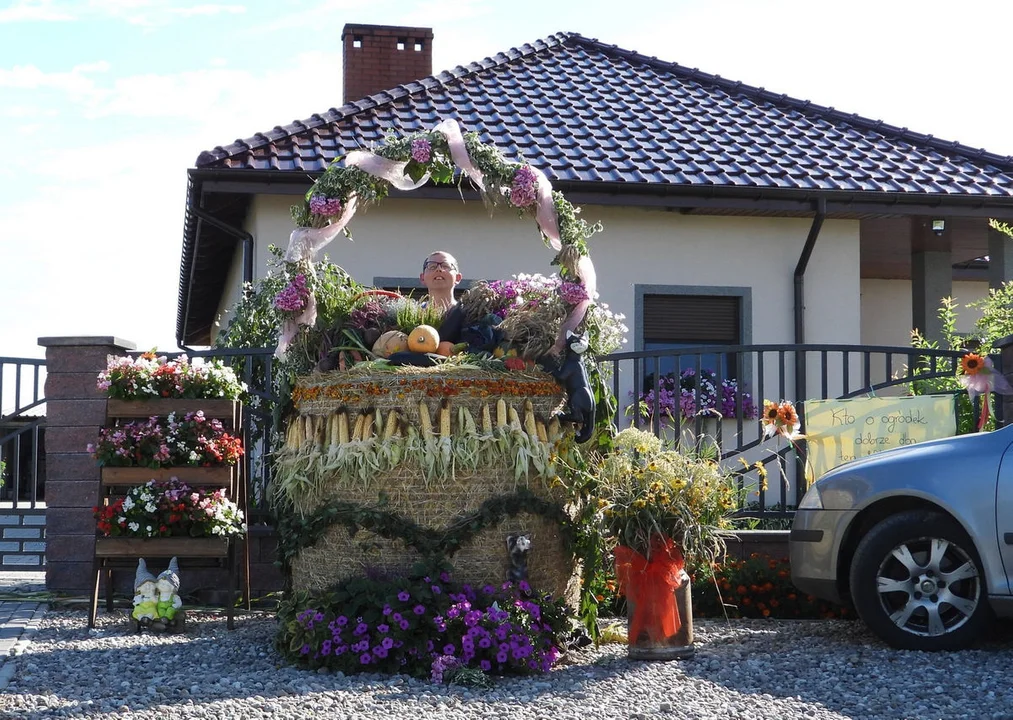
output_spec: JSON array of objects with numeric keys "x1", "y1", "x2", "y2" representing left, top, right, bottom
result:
[{"x1": 960, "y1": 352, "x2": 984, "y2": 376}]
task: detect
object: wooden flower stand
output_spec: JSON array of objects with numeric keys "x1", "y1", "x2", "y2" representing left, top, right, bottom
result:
[{"x1": 89, "y1": 399, "x2": 244, "y2": 630}]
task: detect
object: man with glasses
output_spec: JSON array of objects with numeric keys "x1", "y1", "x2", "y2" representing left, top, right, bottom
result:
[{"x1": 419, "y1": 251, "x2": 462, "y2": 313}]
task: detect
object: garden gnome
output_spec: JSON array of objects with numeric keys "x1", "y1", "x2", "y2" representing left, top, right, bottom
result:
[
  {"x1": 153, "y1": 557, "x2": 182, "y2": 630},
  {"x1": 131, "y1": 559, "x2": 158, "y2": 628}
]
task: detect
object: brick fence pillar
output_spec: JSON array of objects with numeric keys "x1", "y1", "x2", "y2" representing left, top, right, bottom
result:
[{"x1": 38, "y1": 336, "x2": 135, "y2": 594}]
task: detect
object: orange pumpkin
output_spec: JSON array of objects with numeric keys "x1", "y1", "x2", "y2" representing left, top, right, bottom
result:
[
  {"x1": 372, "y1": 330, "x2": 409, "y2": 358},
  {"x1": 435, "y1": 341, "x2": 455, "y2": 357},
  {"x1": 408, "y1": 325, "x2": 440, "y2": 353}
]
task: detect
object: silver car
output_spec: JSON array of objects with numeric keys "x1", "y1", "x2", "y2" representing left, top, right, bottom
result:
[{"x1": 790, "y1": 425, "x2": 1013, "y2": 650}]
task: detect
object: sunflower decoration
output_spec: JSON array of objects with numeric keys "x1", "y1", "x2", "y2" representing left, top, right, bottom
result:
[
  {"x1": 761, "y1": 399, "x2": 802, "y2": 441},
  {"x1": 957, "y1": 351, "x2": 1013, "y2": 431}
]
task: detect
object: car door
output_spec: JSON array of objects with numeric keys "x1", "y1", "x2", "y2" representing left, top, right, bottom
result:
[{"x1": 994, "y1": 442, "x2": 1013, "y2": 594}]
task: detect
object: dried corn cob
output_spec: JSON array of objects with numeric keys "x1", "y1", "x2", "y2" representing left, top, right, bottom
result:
[
  {"x1": 508, "y1": 406, "x2": 523, "y2": 432},
  {"x1": 523, "y1": 401, "x2": 537, "y2": 438},
  {"x1": 481, "y1": 404, "x2": 492, "y2": 434},
  {"x1": 419, "y1": 401, "x2": 433, "y2": 437},
  {"x1": 497, "y1": 399, "x2": 508, "y2": 428},
  {"x1": 536, "y1": 420, "x2": 548, "y2": 443},
  {"x1": 314, "y1": 415, "x2": 326, "y2": 446},
  {"x1": 383, "y1": 409, "x2": 399, "y2": 440},
  {"x1": 548, "y1": 417, "x2": 561, "y2": 442},
  {"x1": 351, "y1": 413, "x2": 365, "y2": 441},
  {"x1": 361, "y1": 411, "x2": 374, "y2": 440},
  {"x1": 338, "y1": 412, "x2": 350, "y2": 444},
  {"x1": 439, "y1": 399, "x2": 452, "y2": 438}
]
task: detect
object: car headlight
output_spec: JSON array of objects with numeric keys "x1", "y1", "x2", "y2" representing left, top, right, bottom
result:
[{"x1": 798, "y1": 484, "x2": 824, "y2": 510}]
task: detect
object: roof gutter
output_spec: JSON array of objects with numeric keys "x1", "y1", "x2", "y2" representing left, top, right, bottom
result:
[
  {"x1": 179, "y1": 201, "x2": 254, "y2": 347},
  {"x1": 794, "y1": 196, "x2": 826, "y2": 345}
]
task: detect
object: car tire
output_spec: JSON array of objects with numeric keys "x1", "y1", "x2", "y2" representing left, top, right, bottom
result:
[{"x1": 849, "y1": 509, "x2": 990, "y2": 651}]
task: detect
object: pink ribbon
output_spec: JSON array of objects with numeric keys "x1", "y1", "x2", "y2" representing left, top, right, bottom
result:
[
  {"x1": 345, "y1": 151, "x2": 431, "y2": 191},
  {"x1": 554, "y1": 255, "x2": 598, "y2": 351},
  {"x1": 283, "y1": 195, "x2": 359, "y2": 263},
  {"x1": 433, "y1": 118, "x2": 485, "y2": 191},
  {"x1": 530, "y1": 166, "x2": 561, "y2": 251}
]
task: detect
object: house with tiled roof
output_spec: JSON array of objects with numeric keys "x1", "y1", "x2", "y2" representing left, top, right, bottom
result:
[{"x1": 178, "y1": 24, "x2": 1013, "y2": 365}]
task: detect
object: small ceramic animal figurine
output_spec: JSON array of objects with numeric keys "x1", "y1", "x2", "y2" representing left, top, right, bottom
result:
[
  {"x1": 152, "y1": 557, "x2": 182, "y2": 631},
  {"x1": 506, "y1": 534, "x2": 532, "y2": 586},
  {"x1": 131, "y1": 559, "x2": 158, "y2": 630},
  {"x1": 545, "y1": 330, "x2": 596, "y2": 443}
]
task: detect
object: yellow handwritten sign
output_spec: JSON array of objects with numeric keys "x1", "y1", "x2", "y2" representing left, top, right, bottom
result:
[{"x1": 804, "y1": 395, "x2": 956, "y2": 482}]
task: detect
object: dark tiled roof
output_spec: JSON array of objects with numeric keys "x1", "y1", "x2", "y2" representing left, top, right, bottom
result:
[{"x1": 195, "y1": 32, "x2": 1013, "y2": 196}]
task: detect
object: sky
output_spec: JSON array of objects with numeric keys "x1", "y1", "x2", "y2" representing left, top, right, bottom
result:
[{"x1": 3, "y1": 0, "x2": 1013, "y2": 367}]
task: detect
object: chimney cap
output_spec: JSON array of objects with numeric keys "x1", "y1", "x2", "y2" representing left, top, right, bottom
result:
[{"x1": 341, "y1": 23, "x2": 434, "y2": 39}]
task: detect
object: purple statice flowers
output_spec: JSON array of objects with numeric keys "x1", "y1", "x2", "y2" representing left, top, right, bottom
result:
[
  {"x1": 308, "y1": 194, "x2": 342, "y2": 218},
  {"x1": 410, "y1": 138, "x2": 432, "y2": 163},
  {"x1": 273, "y1": 274, "x2": 309, "y2": 313},
  {"x1": 509, "y1": 164, "x2": 538, "y2": 207}
]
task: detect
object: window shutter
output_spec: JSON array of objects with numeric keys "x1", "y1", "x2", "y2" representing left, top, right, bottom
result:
[{"x1": 643, "y1": 295, "x2": 739, "y2": 343}]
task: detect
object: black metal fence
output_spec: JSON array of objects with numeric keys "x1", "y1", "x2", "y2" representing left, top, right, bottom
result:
[
  {"x1": 129, "y1": 344, "x2": 991, "y2": 525},
  {"x1": 0, "y1": 356, "x2": 47, "y2": 567}
]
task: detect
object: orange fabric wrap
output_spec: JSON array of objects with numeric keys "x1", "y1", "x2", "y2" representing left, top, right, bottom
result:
[{"x1": 614, "y1": 535, "x2": 685, "y2": 644}]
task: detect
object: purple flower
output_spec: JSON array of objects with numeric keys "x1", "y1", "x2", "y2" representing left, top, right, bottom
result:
[
  {"x1": 273, "y1": 274, "x2": 310, "y2": 313},
  {"x1": 359, "y1": 653, "x2": 372, "y2": 665},
  {"x1": 559, "y1": 281, "x2": 589, "y2": 305},
  {"x1": 381, "y1": 637, "x2": 394, "y2": 650},
  {"x1": 519, "y1": 580, "x2": 531, "y2": 595},
  {"x1": 309, "y1": 194, "x2": 342, "y2": 217},
  {"x1": 478, "y1": 637, "x2": 492, "y2": 648},
  {"x1": 382, "y1": 605, "x2": 392, "y2": 616},
  {"x1": 399, "y1": 619, "x2": 410, "y2": 631},
  {"x1": 321, "y1": 640, "x2": 332, "y2": 655},
  {"x1": 413, "y1": 604, "x2": 426, "y2": 616},
  {"x1": 439, "y1": 571, "x2": 451, "y2": 583},
  {"x1": 480, "y1": 659, "x2": 492, "y2": 671},
  {"x1": 377, "y1": 624, "x2": 389, "y2": 634},
  {"x1": 509, "y1": 165, "x2": 538, "y2": 207},
  {"x1": 431, "y1": 585, "x2": 441, "y2": 595},
  {"x1": 392, "y1": 612, "x2": 403, "y2": 623},
  {"x1": 398, "y1": 590, "x2": 411, "y2": 602},
  {"x1": 496, "y1": 650, "x2": 508, "y2": 664},
  {"x1": 443, "y1": 643, "x2": 456, "y2": 655},
  {"x1": 299, "y1": 644, "x2": 311, "y2": 655},
  {"x1": 354, "y1": 622, "x2": 368, "y2": 636},
  {"x1": 464, "y1": 610, "x2": 482, "y2": 627},
  {"x1": 482, "y1": 584, "x2": 496, "y2": 595},
  {"x1": 410, "y1": 138, "x2": 432, "y2": 163},
  {"x1": 373, "y1": 646, "x2": 388, "y2": 659}
]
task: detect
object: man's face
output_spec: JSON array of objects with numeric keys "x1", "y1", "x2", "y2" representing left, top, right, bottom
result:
[{"x1": 420, "y1": 254, "x2": 461, "y2": 291}]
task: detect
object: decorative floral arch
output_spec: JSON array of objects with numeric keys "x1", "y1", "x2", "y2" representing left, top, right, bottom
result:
[{"x1": 277, "y1": 119, "x2": 601, "y2": 356}]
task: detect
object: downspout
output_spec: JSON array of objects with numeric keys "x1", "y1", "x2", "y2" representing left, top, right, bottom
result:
[
  {"x1": 181, "y1": 203, "x2": 254, "y2": 346},
  {"x1": 792, "y1": 196, "x2": 826, "y2": 503},
  {"x1": 794, "y1": 196, "x2": 826, "y2": 345}
]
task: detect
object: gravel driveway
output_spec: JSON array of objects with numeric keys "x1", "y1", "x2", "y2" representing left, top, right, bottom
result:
[{"x1": 2, "y1": 610, "x2": 1013, "y2": 720}]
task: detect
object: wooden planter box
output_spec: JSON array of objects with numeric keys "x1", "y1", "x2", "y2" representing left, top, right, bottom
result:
[
  {"x1": 95, "y1": 536, "x2": 230, "y2": 558},
  {"x1": 100, "y1": 466, "x2": 235, "y2": 488},
  {"x1": 106, "y1": 399, "x2": 239, "y2": 426}
]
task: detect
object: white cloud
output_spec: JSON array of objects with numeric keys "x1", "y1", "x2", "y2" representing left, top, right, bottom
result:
[
  {"x1": 0, "y1": 0, "x2": 74, "y2": 23},
  {"x1": 0, "y1": 62, "x2": 109, "y2": 95}
]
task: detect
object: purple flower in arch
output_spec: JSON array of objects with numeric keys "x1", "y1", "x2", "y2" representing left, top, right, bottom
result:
[
  {"x1": 392, "y1": 612, "x2": 403, "y2": 623},
  {"x1": 354, "y1": 622, "x2": 368, "y2": 636},
  {"x1": 410, "y1": 138, "x2": 432, "y2": 163},
  {"x1": 478, "y1": 636, "x2": 492, "y2": 649},
  {"x1": 399, "y1": 619, "x2": 410, "y2": 631},
  {"x1": 377, "y1": 623, "x2": 389, "y2": 634},
  {"x1": 398, "y1": 590, "x2": 411, "y2": 602},
  {"x1": 359, "y1": 653, "x2": 372, "y2": 665},
  {"x1": 496, "y1": 649, "x2": 509, "y2": 664},
  {"x1": 373, "y1": 646, "x2": 388, "y2": 659},
  {"x1": 382, "y1": 605, "x2": 392, "y2": 616},
  {"x1": 381, "y1": 637, "x2": 394, "y2": 650},
  {"x1": 443, "y1": 643, "x2": 456, "y2": 655},
  {"x1": 413, "y1": 604, "x2": 426, "y2": 616}
]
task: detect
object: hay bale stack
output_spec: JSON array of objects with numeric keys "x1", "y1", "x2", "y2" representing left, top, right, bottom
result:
[{"x1": 277, "y1": 365, "x2": 580, "y2": 602}]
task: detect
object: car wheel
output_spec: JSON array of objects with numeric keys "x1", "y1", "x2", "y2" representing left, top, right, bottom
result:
[{"x1": 849, "y1": 509, "x2": 989, "y2": 651}]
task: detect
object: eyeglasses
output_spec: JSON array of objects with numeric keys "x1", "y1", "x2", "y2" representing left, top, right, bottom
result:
[{"x1": 423, "y1": 261, "x2": 456, "y2": 272}]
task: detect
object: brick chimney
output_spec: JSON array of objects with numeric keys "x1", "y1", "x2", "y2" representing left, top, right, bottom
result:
[{"x1": 342, "y1": 23, "x2": 434, "y2": 105}]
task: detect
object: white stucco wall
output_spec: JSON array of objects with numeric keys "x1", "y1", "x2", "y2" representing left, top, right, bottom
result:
[
  {"x1": 218, "y1": 193, "x2": 861, "y2": 350},
  {"x1": 860, "y1": 278, "x2": 989, "y2": 347}
]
